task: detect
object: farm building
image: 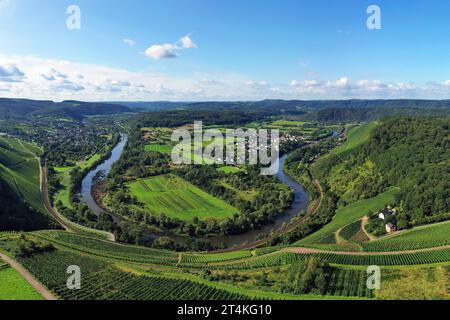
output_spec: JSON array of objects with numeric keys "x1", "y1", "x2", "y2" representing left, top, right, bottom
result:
[
  {"x1": 378, "y1": 207, "x2": 395, "y2": 220},
  {"x1": 386, "y1": 223, "x2": 397, "y2": 234}
]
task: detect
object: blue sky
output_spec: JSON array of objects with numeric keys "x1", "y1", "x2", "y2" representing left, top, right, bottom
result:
[{"x1": 1, "y1": 0, "x2": 450, "y2": 101}]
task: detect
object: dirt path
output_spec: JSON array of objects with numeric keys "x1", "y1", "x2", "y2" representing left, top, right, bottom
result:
[
  {"x1": 283, "y1": 244, "x2": 450, "y2": 256},
  {"x1": 0, "y1": 253, "x2": 56, "y2": 300},
  {"x1": 361, "y1": 216, "x2": 377, "y2": 241}
]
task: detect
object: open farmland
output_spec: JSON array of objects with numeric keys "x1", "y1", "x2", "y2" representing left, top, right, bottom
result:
[
  {"x1": 144, "y1": 143, "x2": 173, "y2": 154},
  {"x1": 127, "y1": 174, "x2": 239, "y2": 221},
  {"x1": 52, "y1": 166, "x2": 73, "y2": 208},
  {"x1": 0, "y1": 263, "x2": 43, "y2": 300}
]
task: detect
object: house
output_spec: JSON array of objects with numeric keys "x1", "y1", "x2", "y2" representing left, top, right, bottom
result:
[
  {"x1": 378, "y1": 207, "x2": 395, "y2": 220},
  {"x1": 386, "y1": 223, "x2": 397, "y2": 234}
]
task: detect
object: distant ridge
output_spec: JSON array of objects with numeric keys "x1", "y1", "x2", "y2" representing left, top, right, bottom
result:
[{"x1": 0, "y1": 98, "x2": 132, "y2": 120}]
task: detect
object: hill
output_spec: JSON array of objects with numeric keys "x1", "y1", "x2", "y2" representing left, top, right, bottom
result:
[
  {"x1": 0, "y1": 98, "x2": 132, "y2": 120},
  {"x1": 0, "y1": 136, "x2": 56, "y2": 231},
  {"x1": 314, "y1": 116, "x2": 450, "y2": 228}
]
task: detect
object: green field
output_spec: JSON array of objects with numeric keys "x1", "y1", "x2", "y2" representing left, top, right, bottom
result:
[
  {"x1": 53, "y1": 166, "x2": 74, "y2": 208},
  {"x1": 332, "y1": 122, "x2": 378, "y2": 155},
  {"x1": 127, "y1": 174, "x2": 239, "y2": 221},
  {"x1": 362, "y1": 221, "x2": 450, "y2": 252},
  {"x1": 0, "y1": 136, "x2": 44, "y2": 213},
  {"x1": 77, "y1": 153, "x2": 102, "y2": 170},
  {"x1": 297, "y1": 187, "x2": 400, "y2": 245},
  {"x1": 144, "y1": 143, "x2": 173, "y2": 154},
  {"x1": 217, "y1": 166, "x2": 245, "y2": 174},
  {"x1": 271, "y1": 120, "x2": 307, "y2": 126},
  {"x1": 0, "y1": 264, "x2": 43, "y2": 300}
]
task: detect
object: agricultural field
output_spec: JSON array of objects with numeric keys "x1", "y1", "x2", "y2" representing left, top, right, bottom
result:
[
  {"x1": 217, "y1": 166, "x2": 245, "y2": 174},
  {"x1": 297, "y1": 187, "x2": 400, "y2": 246},
  {"x1": 144, "y1": 143, "x2": 173, "y2": 154},
  {"x1": 362, "y1": 221, "x2": 450, "y2": 252},
  {"x1": 0, "y1": 263, "x2": 43, "y2": 300},
  {"x1": 0, "y1": 136, "x2": 45, "y2": 213},
  {"x1": 331, "y1": 122, "x2": 378, "y2": 155},
  {"x1": 127, "y1": 174, "x2": 239, "y2": 221},
  {"x1": 377, "y1": 266, "x2": 450, "y2": 300},
  {"x1": 52, "y1": 166, "x2": 73, "y2": 208}
]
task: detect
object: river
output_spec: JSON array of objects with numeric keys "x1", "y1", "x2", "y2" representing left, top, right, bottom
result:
[
  {"x1": 81, "y1": 133, "x2": 128, "y2": 220},
  {"x1": 81, "y1": 134, "x2": 312, "y2": 247}
]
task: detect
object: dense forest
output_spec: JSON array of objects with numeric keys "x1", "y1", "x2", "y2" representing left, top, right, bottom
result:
[{"x1": 315, "y1": 117, "x2": 449, "y2": 228}]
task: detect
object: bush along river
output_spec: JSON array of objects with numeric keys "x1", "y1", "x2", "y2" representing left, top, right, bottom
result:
[{"x1": 81, "y1": 133, "x2": 319, "y2": 248}]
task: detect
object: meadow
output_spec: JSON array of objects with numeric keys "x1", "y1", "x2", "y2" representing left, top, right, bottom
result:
[
  {"x1": 127, "y1": 174, "x2": 239, "y2": 221},
  {"x1": 144, "y1": 143, "x2": 173, "y2": 154},
  {"x1": 0, "y1": 136, "x2": 44, "y2": 213},
  {"x1": 217, "y1": 166, "x2": 245, "y2": 174},
  {"x1": 53, "y1": 166, "x2": 73, "y2": 208},
  {"x1": 331, "y1": 122, "x2": 378, "y2": 155},
  {"x1": 0, "y1": 264, "x2": 43, "y2": 300},
  {"x1": 297, "y1": 187, "x2": 400, "y2": 245}
]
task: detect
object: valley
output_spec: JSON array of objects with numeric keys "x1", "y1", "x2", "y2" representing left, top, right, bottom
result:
[{"x1": 0, "y1": 98, "x2": 449, "y2": 301}]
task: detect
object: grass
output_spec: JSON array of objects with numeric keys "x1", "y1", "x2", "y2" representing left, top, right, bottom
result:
[
  {"x1": 271, "y1": 120, "x2": 307, "y2": 126},
  {"x1": 217, "y1": 166, "x2": 245, "y2": 174},
  {"x1": 144, "y1": 143, "x2": 173, "y2": 154},
  {"x1": 77, "y1": 153, "x2": 102, "y2": 170},
  {"x1": 378, "y1": 266, "x2": 450, "y2": 299},
  {"x1": 53, "y1": 166, "x2": 74, "y2": 208},
  {"x1": 0, "y1": 136, "x2": 45, "y2": 213},
  {"x1": 127, "y1": 174, "x2": 239, "y2": 221},
  {"x1": 0, "y1": 265, "x2": 43, "y2": 300},
  {"x1": 297, "y1": 187, "x2": 400, "y2": 245},
  {"x1": 332, "y1": 122, "x2": 378, "y2": 155}
]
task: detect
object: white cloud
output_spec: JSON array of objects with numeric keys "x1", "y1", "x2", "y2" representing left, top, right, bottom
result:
[
  {"x1": 123, "y1": 38, "x2": 135, "y2": 46},
  {"x1": 335, "y1": 76, "x2": 350, "y2": 88},
  {"x1": 180, "y1": 35, "x2": 197, "y2": 49},
  {"x1": 1, "y1": 55, "x2": 450, "y2": 101},
  {"x1": 0, "y1": 64, "x2": 25, "y2": 82},
  {"x1": 145, "y1": 44, "x2": 178, "y2": 59},
  {"x1": 145, "y1": 35, "x2": 197, "y2": 60}
]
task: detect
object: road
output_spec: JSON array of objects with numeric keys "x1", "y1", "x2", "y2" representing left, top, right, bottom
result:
[{"x1": 0, "y1": 253, "x2": 56, "y2": 300}]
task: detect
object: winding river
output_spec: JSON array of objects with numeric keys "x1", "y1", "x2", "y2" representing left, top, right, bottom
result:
[
  {"x1": 81, "y1": 133, "x2": 128, "y2": 221},
  {"x1": 81, "y1": 133, "x2": 312, "y2": 247}
]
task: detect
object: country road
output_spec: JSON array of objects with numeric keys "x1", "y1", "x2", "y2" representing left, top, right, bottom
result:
[{"x1": 0, "y1": 253, "x2": 56, "y2": 300}]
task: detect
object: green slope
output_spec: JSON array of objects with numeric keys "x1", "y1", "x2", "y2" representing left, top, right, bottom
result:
[
  {"x1": 331, "y1": 121, "x2": 378, "y2": 155},
  {"x1": 0, "y1": 136, "x2": 54, "y2": 231},
  {"x1": 297, "y1": 187, "x2": 400, "y2": 245}
]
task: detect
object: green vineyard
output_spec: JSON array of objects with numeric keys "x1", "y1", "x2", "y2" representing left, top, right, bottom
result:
[
  {"x1": 361, "y1": 222, "x2": 450, "y2": 252},
  {"x1": 17, "y1": 249, "x2": 249, "y2": 300},
  {"x1": 34, "y1": 231, "x2": 179, "y2": 265},
  {"x1": 180, "y1": 250, "x2": 253, "y2": 264},
  {"x1": 312, "y1": 248, "x2": 450, "y2": 266},
  {"x1": 324, "y1": 269, "x2": 374, "y2": 298}
]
